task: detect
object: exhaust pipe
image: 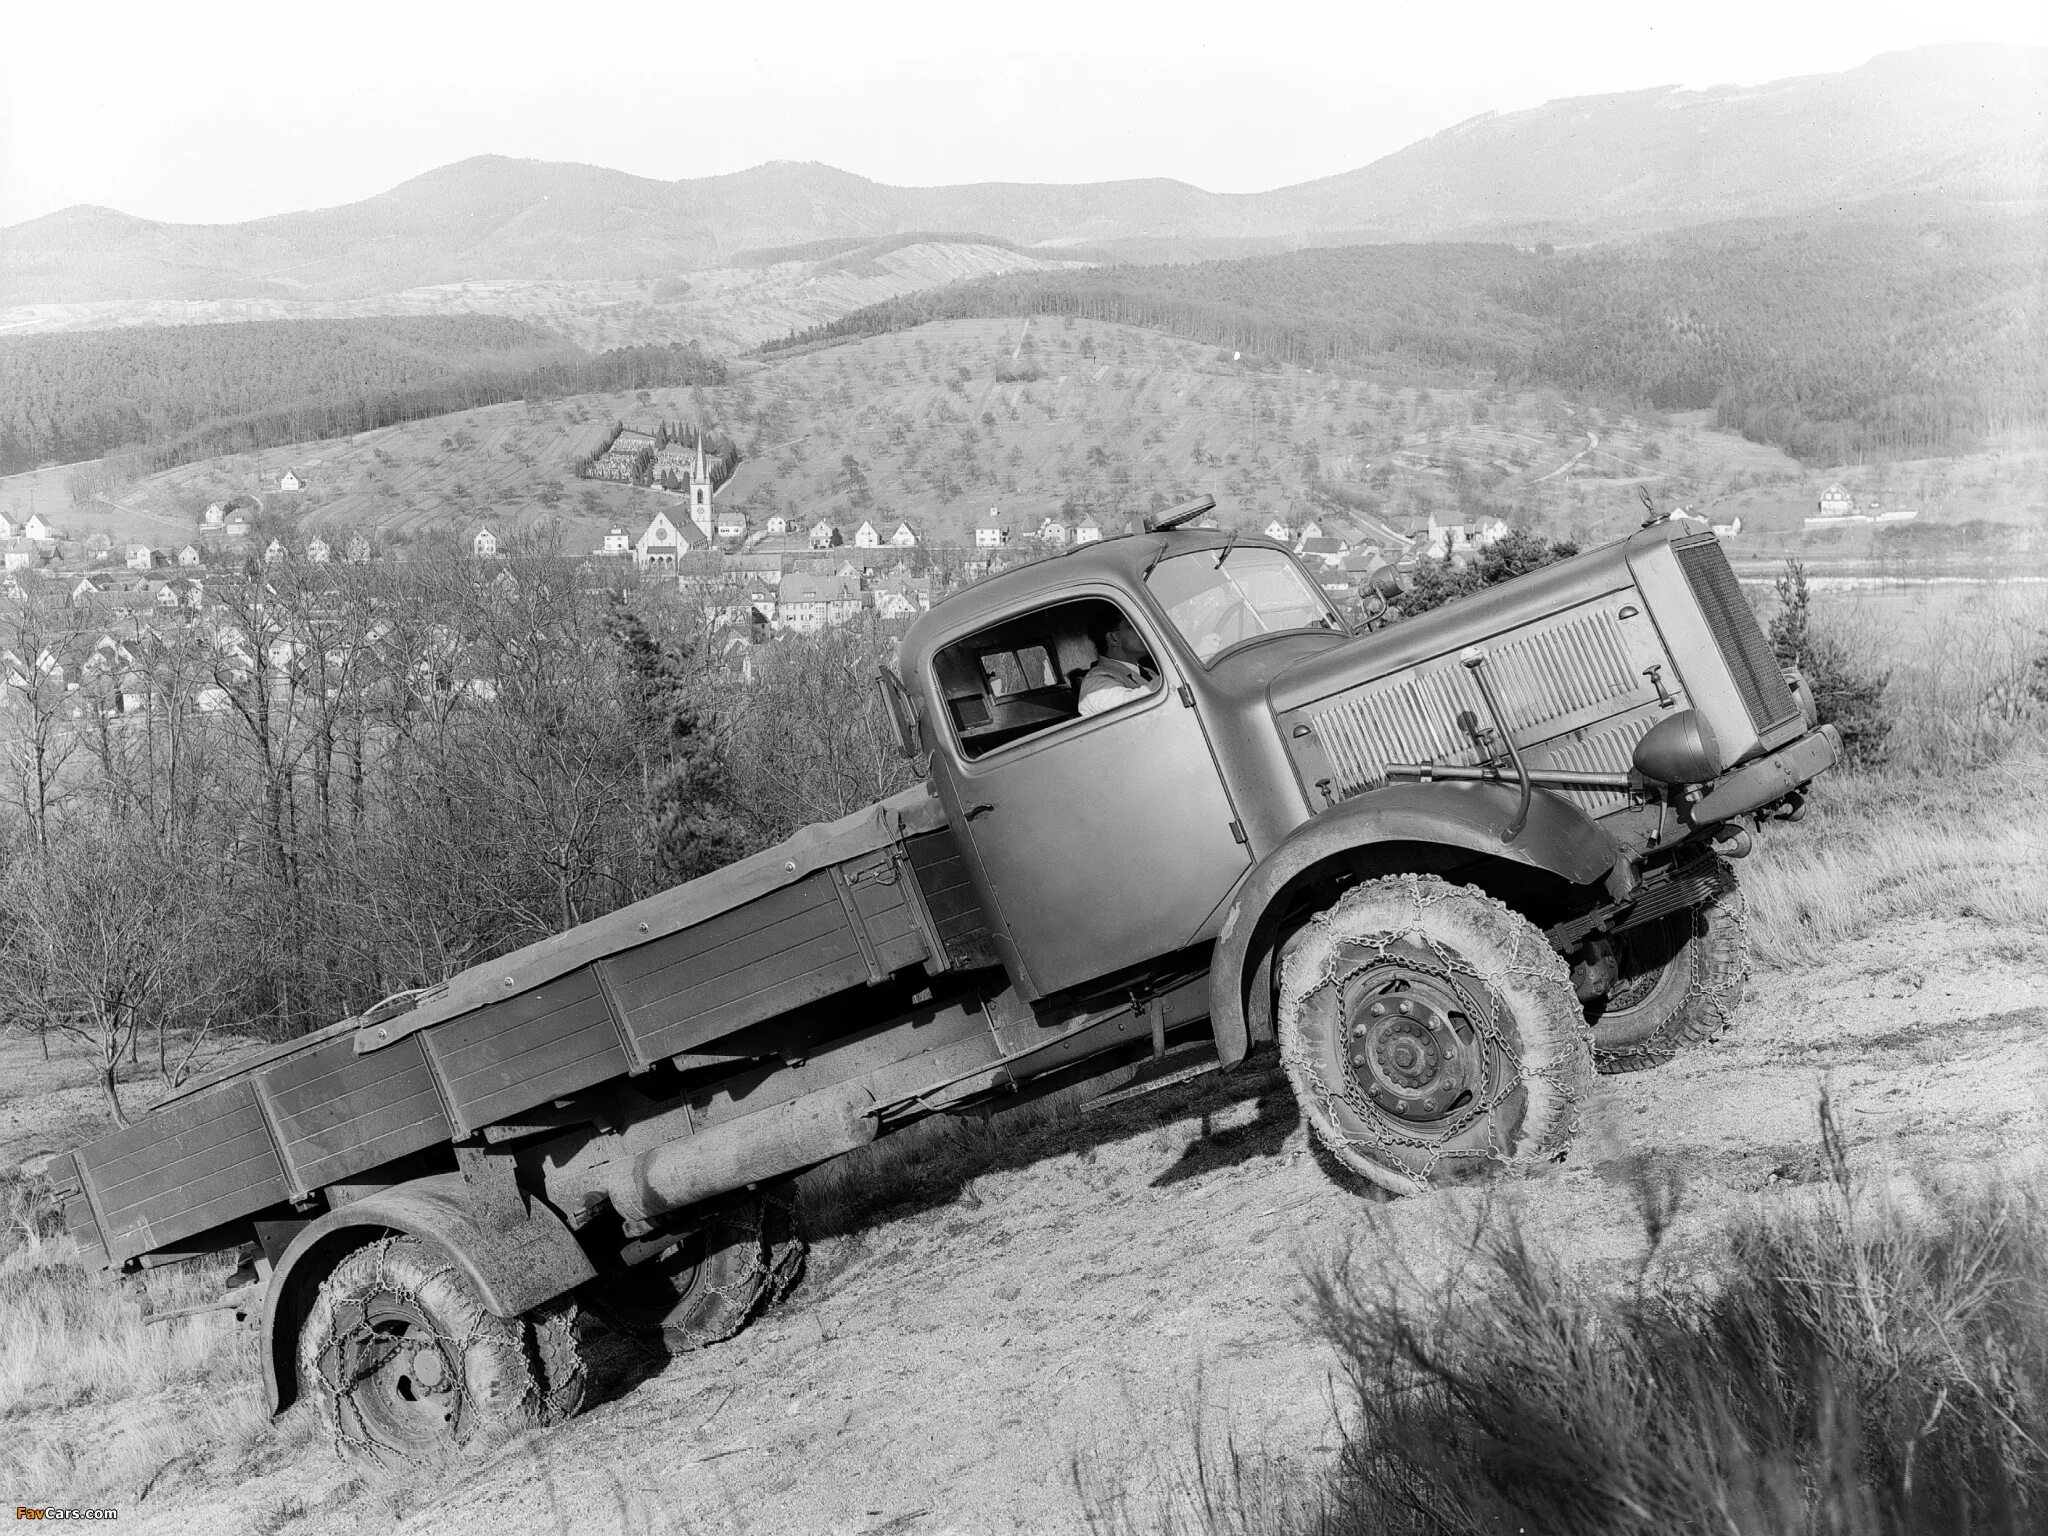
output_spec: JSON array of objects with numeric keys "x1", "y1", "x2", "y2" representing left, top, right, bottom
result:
[{"x1": 606, "y1": 1083, "x2": 879, "y2": 1225}]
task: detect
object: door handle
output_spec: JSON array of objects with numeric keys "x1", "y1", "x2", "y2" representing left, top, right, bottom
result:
[{"x1": 963, "y1": 802, "x2": 995, "y2": 820}]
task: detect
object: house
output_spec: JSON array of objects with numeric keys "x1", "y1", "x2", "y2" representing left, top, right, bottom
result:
[
  {"x1": 1295, "y1": 519, "x2": 1325, "y2": 548},
  {"x1": 177, "y1": 544, "x2": 203, "y2": 567},
  {"x1": 775, "y1": 573, "x2": 865, "y2": 633},
  {"x1": 279, "y1": 469, "x2": 306, "y2": 492},
  {"x1": 1263, "y1": 518, "x2": 1294, "y2": 544},
  {"x1": 306, "y1": 537, "x2": 331, "y2": 564},
  {"x1": 974, "y1": 509, "x2": 1009, "y2": 549},
  {"x1": 264, "y1": 538, "x2": 287, "y2": 565},
  {"x1": 715, "y1": 506, "x2": 748, "y2": 541},
  {"x1": 22, "y1": 513, "x2": 58, "y2": 543},
  {"x1": 599, "y1": 526, "x2": 631, "y2": 557},
  {"x1": 1710, "y1": 517, "x2": 1744, "y2": 540},
  {"x1": 1, "y1": 539, "x2": 38, "y2": 572},
  {"x1": 853, "y1": 521, "x2": 881, "y2": 549},
  {"x1": 83, "y1": 532, "x2": 112, "y2": 559},
  {"x1": 203, "y1": 502, "x2": 228, "y2": 528},
  {"x1": 1073, "y1": 515, "x2": 1103, "y2": 545},
  {"x1": 635, "y1": 510, "x2": 700, "y2": 569},
  {"x1": 1299, "y1": 536, "x2": 1348, "y2": 569},
  {"x1": 125, "y1": 544, "x2": 159, "y2": 572},
  {"x1": 1038, "y1": 515, "x2": 1068, "y2": 547},
  {"x1": 1817, "y1": 484, "x2": 1854, "y2": 518},
  {"x1": 473, "y1": 527, "x2": 499, "y2": 558},
  {"x1": 872, "y1": 573, "x2": 934, "y2": 620},
  {"x1": 222, "y1": 512, "x2": 250, "y2": 540},
  {"x1": 345, "y1": 532, "x2": 373, "y2": 563},
  {"x1": 889, "y1": 521, "x2": 918, "y2": 549},
  {"x1": 765, "y1": 512, "x2": 790, "y2": 536},
  {"x1": 0, "y1": 513, "x2": 13, "y2": 540},
  {"x1": 808, "y1": 518, "x2": 840, "y2": 550}
]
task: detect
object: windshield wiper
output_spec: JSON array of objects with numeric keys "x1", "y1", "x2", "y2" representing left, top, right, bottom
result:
[{"x1": 1214, "y1": 531, "x2": 1238, "y2": 570}]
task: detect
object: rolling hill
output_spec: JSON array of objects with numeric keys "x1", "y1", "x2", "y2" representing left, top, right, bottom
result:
[{"x1": 2, "y1": 45, "x2": 2038, "y2": 311}]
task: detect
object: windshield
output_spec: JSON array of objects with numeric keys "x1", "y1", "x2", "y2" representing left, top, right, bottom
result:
[{"x1": 1146, "y1": 547, "x2": 1341, "y2": 663}]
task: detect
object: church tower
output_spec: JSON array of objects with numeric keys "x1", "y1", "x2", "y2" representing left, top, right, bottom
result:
[{"x1": 689, "y1": 433, "x2": 714, "y2": 538}]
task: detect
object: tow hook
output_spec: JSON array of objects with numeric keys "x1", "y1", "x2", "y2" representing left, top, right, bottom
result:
[{"x1": 1710, "y1": 824, "x2": 1754, "y2": 859}]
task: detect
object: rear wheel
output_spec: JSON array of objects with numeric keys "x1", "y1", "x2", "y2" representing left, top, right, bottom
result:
[
  {"x1": 1589, "y1": 866, "x2": 1748, "y2": 1075},
  {"x1": 592, "y1": 1187, "x2": 805, "y2": 1351},
  {"x1": 1277, "y1": 875, "x2": 1592, "y2": 1198},
  {"x1": 299, "y1": 1236, "x2": 585, "y2": 1480}
]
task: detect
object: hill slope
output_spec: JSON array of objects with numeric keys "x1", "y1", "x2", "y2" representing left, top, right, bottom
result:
[{"x1": 3, "y1": 45, "x2": 2039, "y2": 307}]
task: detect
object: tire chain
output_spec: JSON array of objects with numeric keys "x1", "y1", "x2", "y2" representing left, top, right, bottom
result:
[
  {"x1": 310, "y1": 1239, "x2": 572, "y2": 1471},
  {"x1": 1278, "y1": 875, "x2": 1584, "y2": 1188},
  {"x1": 1595, "y1": 876, "x2": 1751, "y2": 1074}
]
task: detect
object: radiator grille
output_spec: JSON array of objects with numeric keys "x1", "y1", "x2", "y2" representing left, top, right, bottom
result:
[
  {"x1": 1672, "y1": 536, "x2": 1801, "y2": 736},
  {"x1": 1305, "y1": 604, "x2": 1642, "y2": 797}
]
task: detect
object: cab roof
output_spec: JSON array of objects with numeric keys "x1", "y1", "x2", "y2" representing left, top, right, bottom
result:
[{"x1": 900, "y1": 527, "x2": 1297, "y2": 666}]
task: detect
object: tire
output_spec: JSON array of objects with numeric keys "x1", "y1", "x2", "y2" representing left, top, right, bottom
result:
[
  {"x1": 592, "y1": 1187, "x2": 806, "y2": 1351},
  {"x1": 299, "y1": 1236, "x2": 586, "y2": 1480},
  {"x1": 1589, "y1": 865, "x2": 1748, "y2": 1075},
  {"x1": 1277, "y1": 874, "x2": 1592, "y2": 1198}
]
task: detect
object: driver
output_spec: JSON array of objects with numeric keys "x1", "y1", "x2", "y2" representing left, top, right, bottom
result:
[{"x1": 1078, "y1": 614, "x2": 1161, "y2": 716}]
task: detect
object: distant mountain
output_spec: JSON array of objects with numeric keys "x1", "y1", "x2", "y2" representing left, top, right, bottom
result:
[{"x1": 2, "y1": 45, "x2": 2039, "y2": 307}]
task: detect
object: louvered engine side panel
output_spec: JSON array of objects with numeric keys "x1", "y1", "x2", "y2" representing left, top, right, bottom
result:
[
  {"x1": 1533, "y1": 714, "x2": 1657, "y2": 817},
  {"x1": 1303, "y1": 603, "x2": 1646, "y2": 798}
]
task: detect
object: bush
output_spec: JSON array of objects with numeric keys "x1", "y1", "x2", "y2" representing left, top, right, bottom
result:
[
  {"x1": 1395, "y1": 530, "x2": 1580, "y2": 619},
  {"x1": 1769, "y1": 561, "x2": 1892, "y2": 767},
  {"x1": 1293, "y1": 1103, "x2": 2048, "y2": 1536}
]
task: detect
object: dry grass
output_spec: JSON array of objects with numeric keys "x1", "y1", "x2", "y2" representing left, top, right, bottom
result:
[
  {"x1": 1741, "y1": 765, "x2": 2048, "y2": 971},
  {"x1": 0, "y1": 1170, "x2": 287, "y2": 1511},
  {"x1": 1089, "y1": 1105, "x2": 2048, "y2": 1536}
]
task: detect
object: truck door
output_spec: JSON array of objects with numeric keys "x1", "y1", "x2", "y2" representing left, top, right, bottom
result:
[{"x1": 927, "y1": 593, "x2": 1250, "y2": 998}]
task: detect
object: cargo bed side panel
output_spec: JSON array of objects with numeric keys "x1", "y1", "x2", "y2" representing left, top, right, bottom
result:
[
  {"x1": 78, "y1": 1081, "x2": 290, "y2": 1264},
  {"x1": 254, "y1": 1034, "x2": 453, "y2": 1196},
  {"x1": 602, "y1": 874, "x2": 875, "y2": 1062},
  {"x1": 419, "y1": 970, "x2": 628, "y2": 1137}
]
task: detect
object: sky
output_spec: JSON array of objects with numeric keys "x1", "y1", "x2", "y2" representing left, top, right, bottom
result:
[{"x1": 1, "y1": 0, "x2": 2043, "y2": 228}]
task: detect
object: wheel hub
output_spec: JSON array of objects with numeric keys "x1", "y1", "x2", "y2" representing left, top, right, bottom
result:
[{"x1": 1344, "y1": 987, "x2": 1474, "y2": 1122}]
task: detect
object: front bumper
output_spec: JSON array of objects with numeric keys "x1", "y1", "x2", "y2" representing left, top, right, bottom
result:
[{"x1": 1690, "y1": 725, "x2": 1840, "y2": 826}]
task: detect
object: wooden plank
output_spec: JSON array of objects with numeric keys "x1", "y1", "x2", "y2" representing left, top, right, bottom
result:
[
  {"x1": 420, "y1": 969, "x2": 629, "y2": 1134},
  {"x1": 64, "y1": 1193, "x2": 109, "y2": 1269},
  {"x1": 627, "y1": 941, "x2": 874, "y2": 1061},
  {"x1": 81, "y1": 1082, "x2": 291, "y2": 1261},
  {"x1": 256, "y1": 1035, "x2": 452, "y2": 1194}
]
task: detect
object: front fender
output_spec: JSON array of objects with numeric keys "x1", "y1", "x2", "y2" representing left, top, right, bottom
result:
[
  {"x1": 260, "y1": 1172, "x2": 595, "y2": 1416},
  {"x1": 1206, "y1": 782, "x2": 1619, "y2": 1068}
]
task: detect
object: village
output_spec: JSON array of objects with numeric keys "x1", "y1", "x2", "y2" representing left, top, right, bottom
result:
[{"x1": 0, "y1": 418, "x2": 1772, "y2": 726}]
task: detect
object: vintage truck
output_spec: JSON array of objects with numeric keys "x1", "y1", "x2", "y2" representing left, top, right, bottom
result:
[{"x1": 49, "y1": 497, "x2": 1837, "y2": 1475}]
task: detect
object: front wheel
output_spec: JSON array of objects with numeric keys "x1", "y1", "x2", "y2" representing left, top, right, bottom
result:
[
  {"x1": 1277, "y1": 875, "x2": 1592, "y2": 1198},
  {"x1": 1588, "y1": 863, "x2": 1748, "y2": 1075},
  {"x1": 299, "y1": 1236, "x2": 585, "y2": 1479}
]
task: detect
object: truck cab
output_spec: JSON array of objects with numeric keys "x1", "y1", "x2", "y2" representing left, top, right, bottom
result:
[{"x1": 895, "y1": 503, "x2": 1837, "y2": 1088}]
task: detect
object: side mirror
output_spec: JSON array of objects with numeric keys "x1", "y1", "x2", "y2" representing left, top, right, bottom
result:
[{"x1": 874, "y1": 665, "x2": 920, "y2": 760}]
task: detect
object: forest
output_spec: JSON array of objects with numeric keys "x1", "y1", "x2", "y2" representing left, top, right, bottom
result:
[
  {"x1": 0, "y1": 549, "x2": 913, "y2": 1116},
  {"x1": 757, "y1": 206, "x2": 2048, "y2": 464},
  {"x1": 0, "y1": 317, "x2": 728, "y2": 476}
]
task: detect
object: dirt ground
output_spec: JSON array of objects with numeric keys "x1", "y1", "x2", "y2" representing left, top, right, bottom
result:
[{"x1": 13, "y1": 907, "x2": 2047, "y2": 1536}]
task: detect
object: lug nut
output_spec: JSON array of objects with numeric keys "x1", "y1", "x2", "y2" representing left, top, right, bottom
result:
[
  {"x1": 1350, "y1": 1051, "x2": 1365, "y2": 1067},
  {"x1": 1397, "y1": 999, "x2": 1413, "y2": 1015},
  {"x1": 1370, "y1": 1002, "x2": 1386, "y2": 1016}
]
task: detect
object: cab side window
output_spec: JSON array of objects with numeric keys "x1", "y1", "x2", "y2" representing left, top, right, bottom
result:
[{"x1": 935, "y1": 597, "x2": 1157, "y2": 760}]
